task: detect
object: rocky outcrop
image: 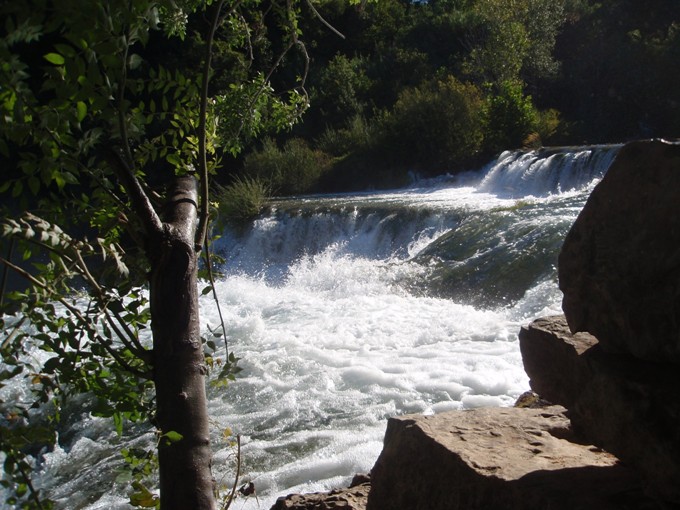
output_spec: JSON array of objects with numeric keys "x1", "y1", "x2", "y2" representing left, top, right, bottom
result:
[
  {"x1": 520, "y1": 315, "x2": 680, "y2": 503},
  {"x1": 522, "y1": 140, "x2": 680, "y2": 504},
  {"x1": 559, "y1": 139, "x2": 680, "y2": 363},
  {"x1": 271, "y1": 478, "x2": 370, "y2": 510},
  {"x1": 366, "y1": 405, "x2": 660, "y2": 510}
]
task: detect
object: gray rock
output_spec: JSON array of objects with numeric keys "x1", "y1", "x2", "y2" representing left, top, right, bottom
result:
[
  {"x1": 270, "y1": 481, "x2": 370, "y2": 510},
  {"x1": 559, "y1": 139, "x2": 680, "y2": 363},
  {"x1": 519, "y1": 315, "x2": 680, "y2": 503},
  {"x1": 366, "y1": 405, "x2": 659, "y2": 510}
]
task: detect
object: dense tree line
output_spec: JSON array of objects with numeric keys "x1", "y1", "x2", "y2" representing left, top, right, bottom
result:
[{"x1": 219, "y1": 0, "x2": 680, "y2": 202}]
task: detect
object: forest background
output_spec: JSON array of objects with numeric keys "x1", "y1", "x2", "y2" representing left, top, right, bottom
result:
[{"x1": 218, "y1": 0, "x2": 680, "y2": 216}]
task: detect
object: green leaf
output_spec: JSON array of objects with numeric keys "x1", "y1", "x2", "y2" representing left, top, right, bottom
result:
[
  {"x1": 129, "y1": 482, "x2": 160, "y2": 508},
  {"x1": 76, "y1": 101, "x2": 87, "y2": 122},
  {"x1": 162, "y1": 430, "x2": 183, "y2": 443},
  {"x1": 129, "y1": 53, "x2": 143, "y2": 70},
  {"x1": 44, "y1": 52, "x2": 65, "y2": 65},
  {"x1": 28, "y1": 176, "x2": 40, "y2": 195}
]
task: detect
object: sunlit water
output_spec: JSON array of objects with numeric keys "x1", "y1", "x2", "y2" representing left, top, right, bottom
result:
[{"x1": 3, "y1": 145, "x2": 620, "y2": 509}]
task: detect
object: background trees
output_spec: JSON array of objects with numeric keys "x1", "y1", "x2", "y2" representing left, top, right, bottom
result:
[{"x1": 233, "y1": 0, "x2": 680, "y2": 195}]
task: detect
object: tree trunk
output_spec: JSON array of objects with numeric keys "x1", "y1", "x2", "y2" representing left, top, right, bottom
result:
[{"x1": 148, "y1": 175, "x2": 216, "y2": 510}]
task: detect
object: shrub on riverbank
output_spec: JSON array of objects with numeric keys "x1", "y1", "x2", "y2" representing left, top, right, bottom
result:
[{"x1": 242, "y1": 138, "x2": 334, "y2": 196}]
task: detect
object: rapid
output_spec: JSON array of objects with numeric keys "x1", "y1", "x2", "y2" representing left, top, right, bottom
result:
[{"x1": 3, "y1": 144, "x2": 620, "y2": 509}]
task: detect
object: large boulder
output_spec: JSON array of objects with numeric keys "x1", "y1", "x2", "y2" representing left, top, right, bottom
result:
[
  {"x1": 366, "y1": 405, "x2": 660, "y2": 510},
  {"x1": 519, "y1": 315, "x2": 680, "y2": 503},
  {"x1": 559, "y1": 139, "x2": 680, "y2": 363}
]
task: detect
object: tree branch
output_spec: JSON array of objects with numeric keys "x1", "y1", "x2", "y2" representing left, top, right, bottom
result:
[
  {"x1": 106, "y1": 147, "x2": 163, "y2": 237},
  {"x1": 304, "y1": 0, "x2": 345, "y2": 39},
  {"x1": 107, "y1": 22, "x2": 163, "y2": 238}
]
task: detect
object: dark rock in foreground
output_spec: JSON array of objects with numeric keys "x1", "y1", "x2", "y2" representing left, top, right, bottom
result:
[
  {"x1": 559, "y1": 139, "x2": 680, "y2": 363},
  {"x1": 520, "y1": 315, "x2": 680, "y2": 504}
]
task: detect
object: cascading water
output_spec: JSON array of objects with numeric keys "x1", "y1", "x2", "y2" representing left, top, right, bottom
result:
[{"x1": 2, "y1": 144, "x2": 621, "y2": 509}]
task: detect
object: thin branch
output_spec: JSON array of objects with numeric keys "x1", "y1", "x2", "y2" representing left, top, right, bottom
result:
[
  {"x1": 103, "y1": 310, "x2": 152, "y2": 363},
  {"x1": 221, "y1": 435, "x2": 242, "y2": 510},
  {"x1": 91, "y1": 321, "x2": 150, "y2": 379},
  {"x1": 107, "y1": 24, "x2": 163, "y2": 238},
  {"x1": 73, "y1": 248, "x2": 104, "y2": 294},
  {"x1": 106, "y1": 147, "x2": 163, "y2": 237},
  {"x1": 196, "y1": 0, "x2": 227, "y2": 250},
  {"x1": 304, "y1": 0, "x2": 345, "y2": 39},
  {"x1": 0, "y1": 256, "x2": 48, "y2": 289},
  {"x1": 231, "y1": 0, "x2": 311, "y2": 142},
  {"x1": 0, "y1": 316, "x2": 28, "y2": 351},
  {"x1": 109, "y1": 308, "x2": 150, "y2": 355},
  {"x1": 13, "y1": 451, "x2": 48, "y2": 510}
]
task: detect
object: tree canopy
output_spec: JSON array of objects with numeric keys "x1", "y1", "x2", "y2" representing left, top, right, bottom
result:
[
  {"x1": 230, "y1": 0, "x2": 680, "y2": 193},
  {"x1": 0, "y1": 0, "x2": 322, "y2": 508}
]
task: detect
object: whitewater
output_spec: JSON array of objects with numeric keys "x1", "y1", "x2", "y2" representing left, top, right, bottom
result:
[{"x1": 3, "y1": 145, "x2": 620, "y2": 509}]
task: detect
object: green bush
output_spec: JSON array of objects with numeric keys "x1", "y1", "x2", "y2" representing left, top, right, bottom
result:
[
  {"x1": 482, "y1": 80, "x2": 538, "y2": 153},
  {"x1": 242, "y1": 137, "x2": 333, "y2": 196},
  {"x1": 376, "y1": 75, "x2": 484, "y2": 172},
  {"x1": 315, "y1": 115, "x2": 375, "y2": 157},
  {"x1": 215, "y1": 176, "x2": 272, "y2": 224},
  {"x1": 316, "y1": 55, "x2": 372, "y2": 125}
]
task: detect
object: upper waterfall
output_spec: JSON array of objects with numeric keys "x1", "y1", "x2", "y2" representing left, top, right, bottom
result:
[
  {"x1": 477, "y1": 145, "x2": 621, "y2": 197},
  {"x1": 215, "y1": 145, "x2": 622, "y2": 281}
]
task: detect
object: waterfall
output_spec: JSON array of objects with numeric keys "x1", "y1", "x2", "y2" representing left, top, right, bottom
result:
[
  {"x1": 477, "y1": 145, "x2": 621, "y2": 197},
  {"x1": 217, "y1": 145, "x2": 622, "y2": 279},
  {"x1": 5, "y1": 145, "x2": 621, "y2": 510}
]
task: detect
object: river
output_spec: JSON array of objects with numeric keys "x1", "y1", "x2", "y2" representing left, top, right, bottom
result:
[{"x1": 7, "y1": 144, "x2": 620, "y2": 509}]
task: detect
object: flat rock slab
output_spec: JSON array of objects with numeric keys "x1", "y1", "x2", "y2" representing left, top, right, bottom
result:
[{"x1": 367, "y1": 406, "x2": 662, "y2": 510}]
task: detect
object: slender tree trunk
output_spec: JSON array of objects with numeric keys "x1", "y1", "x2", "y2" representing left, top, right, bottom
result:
[{"x1": 148, "y1": 175, "x2": 216, "y2": 510}]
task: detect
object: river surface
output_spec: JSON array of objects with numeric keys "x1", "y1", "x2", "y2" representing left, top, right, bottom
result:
[{"x1": 4, "y1": 145, "x2": 620, "y2": 509}]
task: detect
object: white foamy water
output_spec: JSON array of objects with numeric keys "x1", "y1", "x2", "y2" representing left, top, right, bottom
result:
[
  {"x1": 200, "y1": 250, "x2": 553, "y2": 510},
  {"x1": 3, "y1": 145, "x2": 620, "y2": 509}
]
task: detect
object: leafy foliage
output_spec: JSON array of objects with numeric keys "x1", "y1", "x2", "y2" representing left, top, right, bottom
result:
[
  {"x1": 377, "y1": 76, "x2": 484, "y2": 172},
  {"x1": 215, "y1": 176, "x2": 273, "y2": 223},
  {"x1": 0, "y1": 0, "x2": 325, "y2": 506},
  {"x1": 482, "y1": 80, "x2": 538, "y2": 154},
  {"x1": 242, "y1": 137, "x2": 333, "y2": 195}
]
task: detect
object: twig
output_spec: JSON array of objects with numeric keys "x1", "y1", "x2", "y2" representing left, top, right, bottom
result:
[
  {"x1": 0, "y1": 255, "x2": 151, "y2": 379},
  {"x1": 221, "y1": 435, "x2": 242, "y2": 510},
  {"x1": 107, "y1": 25, "x2": 163, "y2": 238},
  {"x1": 304, "y1": 0, "x2": 345, "y2": 39},
  {"x1": 13, "y1": 450, "x2": 48, "y2": 510}
]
